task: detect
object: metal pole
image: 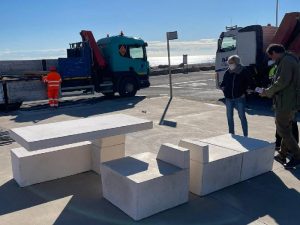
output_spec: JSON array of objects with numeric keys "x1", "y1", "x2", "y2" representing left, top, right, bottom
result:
[
  {"x1": 276, "y1": 0, "x2": 279, "y2": 27},
  {"x1": 167, "y1": 37, "x2": 172, "y2": 98}
]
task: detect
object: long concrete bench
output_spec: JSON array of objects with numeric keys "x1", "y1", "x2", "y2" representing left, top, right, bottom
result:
[
  {"x1": 101, "y1": 144, "x2": 190, "y2": 221},
  {"x1": 179, "y1": 134, "x2": 274, "y2": 196},
  {"x1": 9, "y1": 114, "x2": 153, "y2": 187}
]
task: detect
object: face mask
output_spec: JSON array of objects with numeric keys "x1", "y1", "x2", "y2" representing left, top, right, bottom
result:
[
  {"x1": 228, "y1": 64, "x2": 237, "y2": 71},
  {"x1": 268, "y1": 60, "x2": 276, "y2": 66}
]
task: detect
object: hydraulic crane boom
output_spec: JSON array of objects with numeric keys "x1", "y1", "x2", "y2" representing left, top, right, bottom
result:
[{"x1": 80, "y1": 30, "x2": 107, "y2": 68}]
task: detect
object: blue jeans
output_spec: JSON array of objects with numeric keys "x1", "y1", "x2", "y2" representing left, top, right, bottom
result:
[{"x1": 225, "y1": 97, "x2": 248, "y2": 137}]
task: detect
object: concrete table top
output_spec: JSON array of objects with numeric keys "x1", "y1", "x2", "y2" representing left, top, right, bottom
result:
[{"x1": 9, "y1": 114, "x2": 153, "y2": 151}]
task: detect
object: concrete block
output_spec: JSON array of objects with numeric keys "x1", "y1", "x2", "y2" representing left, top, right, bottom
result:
[
  {"x1": 101, "y1": 148, "x2": 189, "y2": 221},
  {"x1": 179, "y1": 139, "x2": 209, "y2": 163},
  {"x1": 189, "y1": 145, "x2": 243, "y2": 196},
  {"x1": 239, "y1": 145, "x2": 275, "y2": 181},
  {"x1": 201, "y1": 134, "x2": 275, "y2": 181},
  {"x1": 9, "y1": 114, "x2": 153, "y2": 151},
  {"x1": 91, "y1": 135, "x2": 125, "y2": 148},
  {"x1": 180, "y1": 139, "x2": 243, "y2": 196},
  {"x1": 157, "y1": 143, "x2": 189, "y2": 169},
  {"x1": 91, "y1": 144, "x2": 125, "y2": 174},
  {"x1": 11, "y1": 142, "x2": 92, "y2": 187}
]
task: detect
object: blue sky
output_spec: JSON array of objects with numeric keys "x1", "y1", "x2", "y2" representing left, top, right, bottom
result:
[{"x1": 0, "y1": 0, "x2": 299, "y2": 59}]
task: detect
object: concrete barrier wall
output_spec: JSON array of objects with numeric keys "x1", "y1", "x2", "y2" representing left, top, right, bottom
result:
[
  {"x1": 0, "y1": 59, "x2": 58, "y2": 75},
  {"x1": 0, "y1": 83, "x2": 5, "y2": 104},
  {"x1": 6, "y1": 80, "x2": 47, "y2": 103}
]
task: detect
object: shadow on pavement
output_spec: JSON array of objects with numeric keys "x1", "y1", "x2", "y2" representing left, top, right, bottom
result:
[
  {"x1": 0, "y1": 129, "x2": 14, "y2": 146},
  {"x1": 159, "y1": 97, "x2": 177, "y2": 128},
  {"x1": 1, "y1": 96, "x2": 145, "y2": 124},
  {"x1": 210, "y1": 171, "x2": 300, "y2": 225},
  {"x1": 0, "y1": 170, "x2": 299, "y2": 224}
]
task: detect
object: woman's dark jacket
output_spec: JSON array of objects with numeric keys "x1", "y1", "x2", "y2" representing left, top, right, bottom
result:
[{"x1": 220, "y1": 67, "x2": 252, "y2": 99}]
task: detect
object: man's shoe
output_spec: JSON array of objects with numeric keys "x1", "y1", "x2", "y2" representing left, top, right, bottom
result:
[
  {"x1": 274, "y1": 155, "x2": 287, "y2": 165},
  {"x1": 284, "y1": 158, "x2": 300, "y2": 169},
  {"x1": 275, "y1": 146, "x2": 280, "y2": 152}
]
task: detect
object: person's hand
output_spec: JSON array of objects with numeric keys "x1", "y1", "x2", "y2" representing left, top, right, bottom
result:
[{"x1": 260, "y1": 89, "x2": 267, "y2": 97}]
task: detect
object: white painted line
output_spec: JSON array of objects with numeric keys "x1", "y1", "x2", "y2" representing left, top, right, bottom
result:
[
  {"x1": 205, "y1": 103, "x2": 224, "y2": 107},
  {"x1": 173, "y1": 80, "x2": 206, "y2": 85}
]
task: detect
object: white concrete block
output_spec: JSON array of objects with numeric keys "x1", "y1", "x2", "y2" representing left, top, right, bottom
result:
[
  {"x1": 91, "y1": 135, "x2": 125, "y2": 148},
  {"x1": 201, "y1": 134, "x2": 275, "y2": 181},
  {"x1": 179, "y1": 139, "x2": 209, "y2": 163},
  {"x1": 91, "y1": 144, "x2": 125, "y2": 174},
  {"x1": 157, "y1": 143, "x2": 189, "y2": 169},
  {"x1": 101, "y1": 149, "x2": 189, "y2": 221},
  {"x1": 9, "y1": 114, "x2": 153, "y2": 151},
  {"x1": 189, "y1": 144, "x2": 243, "y2": 196},
  {"x1": 11, "y1": 142, "x2": 92, "y2": 187},
  {"x1": 239, "y1": 145, "x2": 275, "y2": 181}
]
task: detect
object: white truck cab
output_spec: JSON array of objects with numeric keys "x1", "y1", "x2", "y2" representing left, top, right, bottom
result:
[{"x1": 215, "y1": 25, "x2": 277, "y2": 88}]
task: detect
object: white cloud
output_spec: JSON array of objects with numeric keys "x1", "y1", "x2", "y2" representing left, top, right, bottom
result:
[
  {"x1": 0, "y1": 48, "x2": 66, "y2": 60},
  {"x1": 0, "y1": 39, "x2": 218, "y2": 60},
  {"x1": 147, "y1": 39, "x2": 218, "y2": 57}
]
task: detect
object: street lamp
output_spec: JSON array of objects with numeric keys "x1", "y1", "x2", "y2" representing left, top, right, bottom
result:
[
  {"x1": 276, "y1": 0, "x2": 279, "y2": 27},
  {"x1": 166, "y1": 31, "x2": 178, "y2": 98}
]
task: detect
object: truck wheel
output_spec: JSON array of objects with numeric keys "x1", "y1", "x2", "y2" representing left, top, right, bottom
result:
[{"x1": 119, "y1": 78, "x2": 137, "y2": 97}]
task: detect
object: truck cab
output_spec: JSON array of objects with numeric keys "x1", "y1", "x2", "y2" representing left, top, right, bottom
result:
[
  {"x1": 97, "y1": 34, "x2": 150, "y2": 96},
  {"x1": 215, "y1": 25, "x2": 277, "y2": 88}
]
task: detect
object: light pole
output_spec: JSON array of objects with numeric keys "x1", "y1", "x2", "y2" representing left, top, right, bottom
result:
[
  {"x1": 166, "y1": 31, "x2": 178, "y2": 98},
  {"x1": 276, "y1": 0, "x2": 279, "y2": 27}
]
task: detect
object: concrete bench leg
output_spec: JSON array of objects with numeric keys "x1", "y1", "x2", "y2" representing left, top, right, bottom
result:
[{"x1": 91, "y1": 135, "x2": 125, "y2": 174}]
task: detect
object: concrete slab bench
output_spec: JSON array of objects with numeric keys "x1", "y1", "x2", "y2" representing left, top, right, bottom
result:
[
  {"x1": 179, "y1": 134, "x2": 274, "y2": 196},
  {"x1": 9, "y1": 114, "x2": 153, "y2": 187},
  {"x1": 100, "y1": 143, "x2": 190, "y2": 221}
]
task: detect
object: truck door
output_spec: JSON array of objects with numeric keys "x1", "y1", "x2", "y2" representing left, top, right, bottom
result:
[
  {"x1": 236, "y1": 31, "x2": 257, "y2": 66},
  {"x1": 128, "y1": 44, "x2": 148, "y2": 75},
  {"x1": 215, "y1": 34, "x2": 238, "y2": 87}
]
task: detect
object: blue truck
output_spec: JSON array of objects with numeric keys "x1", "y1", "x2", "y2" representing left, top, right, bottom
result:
[{"x1": 0, "y1": 30, "x2": 150, "y2": 109}]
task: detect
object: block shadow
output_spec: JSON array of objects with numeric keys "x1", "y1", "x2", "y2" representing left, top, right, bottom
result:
[
  {"x1": 103, "y1": 157, "x2": 149, "y2": 176},
  {"x1": 0, "y1": 129, "x2": 14, "y2": 146}
]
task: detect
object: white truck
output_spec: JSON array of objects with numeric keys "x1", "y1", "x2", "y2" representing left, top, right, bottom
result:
[{"x1": 215, "y1": 12, "x2": 300, "y2": 88}]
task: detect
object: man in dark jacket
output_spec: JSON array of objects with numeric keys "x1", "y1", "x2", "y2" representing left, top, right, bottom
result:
[
  {"x1": 261, "y1": 44, "x2": 300, "y2": 169},
  {"x1": 221, "y1": 55, "x2": 252, "y2": 137}
]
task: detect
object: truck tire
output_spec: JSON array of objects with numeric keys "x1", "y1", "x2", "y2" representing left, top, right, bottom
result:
[{"x1": 119, "y1": 78, "x2": 137, "y2": 97}]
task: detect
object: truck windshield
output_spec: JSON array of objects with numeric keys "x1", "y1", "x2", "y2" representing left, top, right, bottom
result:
[
  {"x1": 220, "y1": 36, "x2": 236, "y2": 52},
  {"x1": 129, "y1": 46, "x2": 145, "y2": 60}
]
